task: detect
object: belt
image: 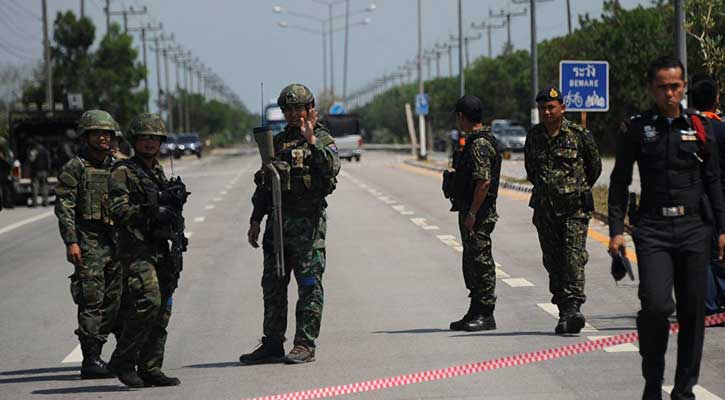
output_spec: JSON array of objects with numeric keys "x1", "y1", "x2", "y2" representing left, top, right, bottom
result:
[{"x1": 641, "y1": 205, "x2": 699, "y2": 218}]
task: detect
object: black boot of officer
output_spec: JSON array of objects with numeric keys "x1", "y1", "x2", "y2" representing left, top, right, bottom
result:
[
  {"x1": 107, "y1": 359, "x2": 144, "y2": 388},
  {"x1": 80, "y1": 338, "x2": 115, "y2": 379},
  {"x1": 450, "y1": 299, "x2": 476, "y2": 331},
  {"x1": 139, "y1": 371, "x2": 181, "y2": 387},
  {"x1": 463, "y1": 304, "x2": 496, "y2": 331},
  {"x1": 555, "y1": 301, "x2": 585, "y2": 334},
  {"x1": 239, "y1": 336, "x2": 285, "y2": 365}
]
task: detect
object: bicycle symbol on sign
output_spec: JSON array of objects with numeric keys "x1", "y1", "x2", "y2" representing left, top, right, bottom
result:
[
  {"x1": 563, "y1": 91, "x2": 583, "y2": 108},
  {"x1": 585, "y1": 92, "x2": 606, "y2": 108}
]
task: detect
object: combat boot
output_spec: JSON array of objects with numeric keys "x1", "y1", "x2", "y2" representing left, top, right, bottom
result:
[
  {"x1": 450, "y1": 299, "x2": 476, "y2": 331},
  {"x1": 283, "y1": 345, "x2": 315, "y2": 364},
  {"x1": 463, "y1": 305, "x2": 496, "y2": 331},
  {"x1": 107, "y1": 360, "x2": 144, "y2": 388},
  {"x1": 566, "y1": 301, "x2": 586, "y2": 334},
  {"x1": 642, "y1": 381, "x2": 663, "y2": 400},
  {"x1": 239, "y1": 336, "x2": 285, "y2": 365},
  {"x1": 139, "y1": 371, "x2": 181, "y2": 387},
  {"x1": 80, "y1": 339, "x2": 114, "y2": 379}
]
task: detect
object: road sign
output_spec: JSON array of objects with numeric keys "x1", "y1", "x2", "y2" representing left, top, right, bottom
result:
[
  {"x1": 559, "y1": 60, "x2": 609, "y2": 112},
  {"x1": 415, "y1": 93, "x2": 429, "y2": 116},
  {"x1": 329, "y1": 102, "x2": 347, "y2": 115}
]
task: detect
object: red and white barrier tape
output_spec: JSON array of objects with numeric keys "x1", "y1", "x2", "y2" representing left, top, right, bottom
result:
[{"x1": 244, "y1": 313, "x2": 725, "y2": 400}]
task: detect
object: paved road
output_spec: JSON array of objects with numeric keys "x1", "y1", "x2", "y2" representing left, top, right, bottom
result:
[{"x1": 0, "y1": 151, "x2": 721, "y2": 400}]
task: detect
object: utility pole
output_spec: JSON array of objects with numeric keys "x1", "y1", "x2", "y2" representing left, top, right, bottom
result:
[
  {"x1": 566, "y1": 0, "x2": 572, "y2": 34},
  {"x1": 42, "y1": 0, "x2": 53, "y2": 111},
  {"x1": 105, "y1": 0, "x2": 110, "y2": 33},
  {"x1": 129, "y1": 23, "x2": 162, "y2": 111},
  {"x1": 108, "y1": 6, "x2": 147, "y2": 34},
  {"x1": 489, "y1": 7, "x2": 527, "y2": 52},
  {"x1": 150, "y1": 34, "x2": 173, "y2": 114},
  {"x1": 342, "y1": 0, "x2": 350, "y2": 105},
  {"x1": 80, "y1": 0, "x2": 85, "y2": 18},
  {"x1": 451, "y1": 33, "x2": 482, "y2": 69},
  {"x1": 417, "y1": 0, "x2": 426, "y2": 160},
  {"x1": 674, "y1": 0, "x2": 687, "y2": 81},
  {"x1": 471, "y1": 21, "x2": 506, "y2": 58},
  {"x1": 457, "y1": 0, "x2": 464, "y2": 96}
]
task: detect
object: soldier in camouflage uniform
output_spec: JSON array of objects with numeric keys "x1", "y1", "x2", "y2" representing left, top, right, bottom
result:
[
  {"x1": 54, "y1": 110, "x2": 121, "y2": 379},
  {"x1": 107, "y1": 113, "x2": 181, "y2": 388},
  {"x1": 241, "y1": 84, "x2": 340, "y2": 365},
  {"x1": 110, "y1": 121, "x2": 128, "y2": 161},
  {"x1": 447, "y1": 95, "x2": 502, "y2": 332},
  {"x1": 524, "y1": 87, "x2": 602, "y2": 334}
]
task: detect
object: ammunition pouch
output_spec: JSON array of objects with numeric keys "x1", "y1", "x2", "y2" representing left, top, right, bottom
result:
[
  {"x1": 581, "y1": 190, "x2": 595, "y2": 212},
  {"x1": 442, "y1": 170, "x2": 455, "y2": 199}
]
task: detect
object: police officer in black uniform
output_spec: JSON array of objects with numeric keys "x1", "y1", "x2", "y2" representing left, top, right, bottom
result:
[{"x1": 608, "y1": 56, "x2": 725, "y2": 400}]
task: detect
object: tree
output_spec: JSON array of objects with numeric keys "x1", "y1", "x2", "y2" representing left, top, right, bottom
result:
[
  {"x1": 686, "y1": 0, "x2": 725, "y2": 88},
  {"x1": 88, "y1": 24, "x2": 148, "y2": 128}
]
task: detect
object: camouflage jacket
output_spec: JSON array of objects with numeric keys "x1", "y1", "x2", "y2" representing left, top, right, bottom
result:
[
  {"x1": 108, "y1": 155, "x2": 169, "y2": 251},
  {"x1": 524, "y1": 118, "x2": 602, "y2": 213},
  {"x1": 54, "y1": 150, "x2": 114, "y2": 245},
  {"x1": 250, "y1": 123, "x2": 341, "y2": 222}
]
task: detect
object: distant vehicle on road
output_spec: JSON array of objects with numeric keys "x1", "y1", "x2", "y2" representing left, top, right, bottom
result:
[
  {"x1": 160, "y1": 134, "x2": 177, "y2": 157},
  {"x1": 7, "y1": 108, "x2": 84, "y2": 205},
  {"x1": 263, "y1": 101, "x2": 286, "y2": 136},
  {"x1": 174, "y1": 133, "x2": 203, "y2": 158},
  {"x1": 490, "y1": 119, "x2": 526, "y2": 152},
  {"x1": 322, "y1": 114, "x2": 363, "y2": 162}
]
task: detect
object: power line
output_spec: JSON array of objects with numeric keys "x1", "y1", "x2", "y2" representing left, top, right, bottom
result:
[
  {"x1": 0, "y1": 9, "x2": 42, "y2": 42},
  {"x1": 0, "y1": 40, "x2": 37, "y2": 61},
  {"x1": 5, "y1": 0, "x2": 42, "y2": 21}
]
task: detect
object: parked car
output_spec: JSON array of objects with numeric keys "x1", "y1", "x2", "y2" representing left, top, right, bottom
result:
[
  {"x1": 322, "y1": 114, "x2": 363, "y2": 162},
  {"x1": 174, "y1": 133, "x2": 203, "y2": 158},
  {"x1": 160, "y1": 134, "x2": 177, "y2": 157},
  {"x1": 490, "y1": 119, "x2": 526, "y2": 152}
]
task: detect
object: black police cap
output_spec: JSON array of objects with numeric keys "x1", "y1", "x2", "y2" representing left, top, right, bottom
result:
[
  {"x1": 611, "y1": 251, "x2": 635, "y2": 282},
  {"x1": 535, "y1": 86, "x2": 564, "y2": 103},
  {"x1": 454, "y1": 95, "x2": 483, "y2": 119}
]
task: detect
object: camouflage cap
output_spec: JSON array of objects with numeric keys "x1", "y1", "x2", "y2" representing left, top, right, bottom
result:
[
  {"x1": 127, "y1": 113, "x2": 167, "y2": 141},
  {"x1": 78, "y1": 110, "x2": 118, "y2": 135},
  {"x1": 277, "y1": 83, "x2": 315, "y2": 108}
]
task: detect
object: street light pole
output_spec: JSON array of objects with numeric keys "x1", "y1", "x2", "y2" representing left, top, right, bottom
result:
[
  {"x1": 342, "y1": 0, "x2": 350, "y2": 105},
  {"x1": 530, "y1": 0, "x2": 538, "y2": 125},
  {"x1": 457, "y1": 0, "x2": 464, "y2": 96},
  {"x1": 675, "y1": 0, "x2": 687, "y2": 82},
  {"x1": 417, "y1": 0, "x2": 426, "y2": 160}
]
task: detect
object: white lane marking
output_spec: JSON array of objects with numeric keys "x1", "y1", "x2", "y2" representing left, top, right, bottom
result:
[
  {"x1": 587, "y1": 336, "x2": 639, "y2": 353},
  {"x1": 0, "y1": 211, "x2": 54, "y2": 236},
  {"x1": 453, "y1": 246, "x2": 463, "y2": 252},
  {"x1": 663, "y1": 386, "x2": 722, "y2": 400},
  {"x1": 225, "y1": 185, "x2": 233, "y2": 189},
  {"x1": 378, "y1": 196, "x2": 397, "y2": 204},
  {"x1": 502, "y1": 278, "x2": 534, "y2": 287},
  {"x1": 194, "y1": 217, "x2": 205, "y2": 223},
  {"x1": 496, "y1": 268, "x2": 510, "y2": 278},
  {"x1": 220, "y1": 191, "x2": 228, "y2": 195},
  {"x1": 537, "y1": 303, "x2": 598, "y2": 332},
  {"x1": 495, "y1": 262, "x2": 502, "y2": 268},
  {"x1": 392, "y1": 205, "x2": 407, "y2": 212},
  {"x1": 62, "y1": 344, "x2": 83, "y2": 363},
  {"x1": 359, "y1": 183, "x2": 368, "y2": 189},
  {"x1": 205, "y1": 205, "x2": 216, "y2": 210},
  {"x1": 422, "y1": 225, "x2": 439, "y2": 231},
  {"x1": 401, "y1": 211, "x2": 415, "y2": 215},
  {"x1": 410, "y1": 218, "x2": 427, "y2": 227},
  {"x1": 185, "y1": 231, "x2": 193, "y2": 238},
  {"x1": 213, "y1": 197, "x2": 222, "y2": 202}
]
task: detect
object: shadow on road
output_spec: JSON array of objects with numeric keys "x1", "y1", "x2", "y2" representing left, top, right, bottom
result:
[
  {"x1": 372, "y1": 328, "x2": 451, "y2": 334},
  {"x1": 32, "y1": 385, "x2": 128, "y2": 395},
  {"x1": 0, "y1": 366, "x2": 78, "y2": 376},
  {"x1": 0, "y1": 374, "x2": 80, "y2": 384},
  {"x1": 184, "y1": 361, "x2": 241, "y2": 369}
]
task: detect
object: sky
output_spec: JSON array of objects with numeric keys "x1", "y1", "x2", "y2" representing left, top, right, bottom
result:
[{"x1": 0, "y1": 0, "x2": 653, "y2": 112}]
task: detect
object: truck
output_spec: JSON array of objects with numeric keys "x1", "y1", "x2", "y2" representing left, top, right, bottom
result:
[
  {"x1": 322, "y1": 113, "x2": 363, "y2": 162},
  {"x1": 7, "y1": 107, "x2": 84, "y2": 205},
  {"x1": 262, "y1": 101, "x2": 286, "y2": 136}
]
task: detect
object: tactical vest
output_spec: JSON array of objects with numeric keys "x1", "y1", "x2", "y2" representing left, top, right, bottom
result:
[
  {"x1": 453, "y1": 130, "x2": 502, "y2": 212},
  {"x1": 112, "y1": 158, "x2": 164, "y2": 232},
  {"x1": 76, "y1": 157, "x2": 112, "y2": 224},
  {"x1": 275, "y1": 136, "x2": 337, "y2": 204}
]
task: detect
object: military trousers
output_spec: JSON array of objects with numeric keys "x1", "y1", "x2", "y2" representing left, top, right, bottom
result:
[
  {"x1": 110, "y1": 253, "x2": 175, "y2": 374},
  {"x1": 532, "y1": 208, "x2": 589, "y2": 306},
  {"x1": 633, "y1": 215, "x2": 710, "y2": 400},
  {"x1": 458, "y1": 211, "x2": 497, "y2": 306},
  {"x1": 31, "y1": 171, "x2": 49, "y2": 206},
  {"x1": 69, "y1": 228, "x2": 122, "y2": 345},
  {"x1": 261, "y1": 210, "x2": 326, "y2": 349}
]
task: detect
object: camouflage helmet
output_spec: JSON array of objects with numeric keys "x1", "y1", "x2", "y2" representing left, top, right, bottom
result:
[
  {"x1": 127, "y1": 113, "x2": 167, "y2": 142},
  {"x1": 78, "y1": 110, "x2": 117, "y2": 135},
  {"x1": 112, "y1": 120, "x2": 124, "y2": 139},
  {"x1": 277, "y1": 83, "x2": 315, "y2": 108}
]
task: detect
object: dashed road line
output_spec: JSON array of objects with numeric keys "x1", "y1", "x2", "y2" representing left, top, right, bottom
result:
[
  {"x1": 213, "y1": 197, "x2": 222, "y2": 202},
  {"x1": 502, "y1": 278, "x2": 534, "y2": 287},
  {"x1": 61, "y1": 344, "x2": 82, "y2": 363},
  {"x1": 537, "y1": 303, "x2": 598, "y2": 333},
  {"x1": 205, "y1": 205, "x2": 216, "y2": 210},
  {"x1": 663, "y1": 386, "x2": 722, "y2": 400},
  {"x1": 185, "y1": 231, "x2": 193, "y2": 238},
  {"x1": 0, "y1": 211, "x2": 54, "y2": 236},
  {"x1": 410, "y1": 218, "x2": 428, "y2": 227},
  {"x1": 422, "y1": 225, "x2": 439, "y2": 230},
  {"x1": 220, "y1": 191, "x2": 228, "y2": 195},
  {"x1": 194, "y1": 217, "x2": 206, "y2": 223},
  {"x1": 495, "y1": 268, "x2": 510, "y2": 278}
]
